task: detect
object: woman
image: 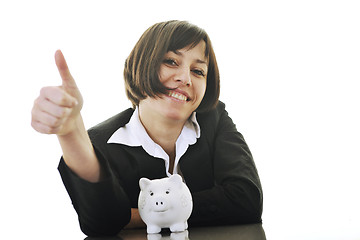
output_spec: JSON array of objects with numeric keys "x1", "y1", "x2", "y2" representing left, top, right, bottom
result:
[{"x1": 31, "y1": 20, "x2": 263, "y2": 237}]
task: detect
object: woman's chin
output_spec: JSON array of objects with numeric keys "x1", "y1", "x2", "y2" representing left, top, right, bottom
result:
[{"x1": 163, "y1": 111, "x2": 187, "y2": 122}]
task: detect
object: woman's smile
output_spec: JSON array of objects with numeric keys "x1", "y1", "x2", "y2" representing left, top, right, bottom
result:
[{"x1": 166, "y1": 89, "x2": 191, "y2": 102}]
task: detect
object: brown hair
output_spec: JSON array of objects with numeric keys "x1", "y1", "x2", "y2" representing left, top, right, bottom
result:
[{"x1": 124, "y1": 20, "x2": 220, "y2": 112}]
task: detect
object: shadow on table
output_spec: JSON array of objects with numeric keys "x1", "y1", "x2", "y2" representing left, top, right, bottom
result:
[{"x1": 85, "y1": 223, "x2": 266, "y2": 240}]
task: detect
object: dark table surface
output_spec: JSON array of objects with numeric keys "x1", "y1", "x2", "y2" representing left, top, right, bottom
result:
[{"x1": 85, "y1": 223, "x2": 266, "y2": 240}]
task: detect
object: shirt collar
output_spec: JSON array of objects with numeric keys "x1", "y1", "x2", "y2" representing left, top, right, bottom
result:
[{"x1": 107, "y1": 108, "x2": 201, "y2": 171}]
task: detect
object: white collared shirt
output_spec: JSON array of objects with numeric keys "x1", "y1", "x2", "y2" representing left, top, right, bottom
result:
[{"x1": 107, "y1": 108, "x2": 201, "y2": 176}]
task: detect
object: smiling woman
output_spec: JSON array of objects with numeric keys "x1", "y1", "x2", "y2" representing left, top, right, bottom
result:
[
  {"x1": 30, "y1": 20, "x2": 263, "y2": 237},
  {"x1": 123, "y1": 20, "x2": 219, "y2": 113},
  {"x1": 140, "y1": 41, "x2": 208, "y2": 123}
]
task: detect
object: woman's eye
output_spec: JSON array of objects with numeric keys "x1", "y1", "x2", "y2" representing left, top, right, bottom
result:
[
  {"x1": 192, "y1": 69, "x2": 205, "y2": 77},
  {"x1": 163, "y1": 58, "x2": 177, "y2": 66}
]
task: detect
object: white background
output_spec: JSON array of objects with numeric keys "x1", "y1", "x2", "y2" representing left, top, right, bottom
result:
[{"x1": 1, "y1": 0, "x2": 359, "y2": 239}]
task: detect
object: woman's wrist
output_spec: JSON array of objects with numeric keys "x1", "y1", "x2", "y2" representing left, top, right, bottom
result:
[{"x1": 57, "y1": 115, "x2": 101, "y2": 182}]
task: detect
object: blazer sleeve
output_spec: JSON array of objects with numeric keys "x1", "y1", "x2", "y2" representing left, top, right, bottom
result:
[
  {"x1": 57, "y1": 110, "x2": 135, "y2": 237},
  {"x1": 189, "y1": 103, "x2": 263, "y2": 226},
  {"x1": 58, "y1": 145, "x2": 131, "y2": 237}
]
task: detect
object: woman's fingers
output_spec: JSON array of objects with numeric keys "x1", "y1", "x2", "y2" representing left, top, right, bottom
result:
[
  {"x1": 40, "y1": 86, "x2": 78, "y2": 108},
  {"x1": 31, "y1": 110, "x2": 62, "y2": 134},
  {"x1": 31, "y1": 86, "x2": 76, "y2": 134}
]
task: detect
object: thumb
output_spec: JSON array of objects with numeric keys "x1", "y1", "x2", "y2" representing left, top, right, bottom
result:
[{"x1": 55, "y1": 50, "x2": 77, "y2": 89}]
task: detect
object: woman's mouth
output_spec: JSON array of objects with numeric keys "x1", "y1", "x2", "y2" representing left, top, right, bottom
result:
[{"x1": 167, "y1": 91, "x2": 190, "y2": 102}]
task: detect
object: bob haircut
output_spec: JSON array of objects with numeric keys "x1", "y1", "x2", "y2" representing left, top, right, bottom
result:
[{"x1": 124, "y1": 20, "x2": 220, "y2": 113}]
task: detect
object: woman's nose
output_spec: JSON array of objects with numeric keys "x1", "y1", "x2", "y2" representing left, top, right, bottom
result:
[{"x1": 175, "y1": 68, "x2": 192, "y2": 86}]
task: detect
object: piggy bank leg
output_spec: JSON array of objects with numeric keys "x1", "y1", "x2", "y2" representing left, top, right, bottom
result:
[
  {"x1": 170, "y1": 230, "x2": 189, "y2": 240},
  {"x1": 169, "y1": 221, "x2": 187, "y2": 232},
  {"x1": 147, "y1": 233, "x2": 162, "y2": 240},
  {"x1": 147, "y1": 224, "x2": 162, "y2": 234}
]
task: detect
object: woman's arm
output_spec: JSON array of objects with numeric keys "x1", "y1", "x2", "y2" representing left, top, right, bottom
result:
[
  {"x1": 32, "y1": 51, "x2": 132, "y2": 236},
  {"x1": 31, "y1": 50, "x2": 101, "y2": 182},
  {"x1": 188, "y1": 102, "x2": 263, "y2": 226}
]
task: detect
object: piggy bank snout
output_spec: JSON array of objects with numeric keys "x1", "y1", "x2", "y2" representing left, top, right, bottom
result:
[{"x1": 152, "y1": 196, "x2": 169, "y2": 212}]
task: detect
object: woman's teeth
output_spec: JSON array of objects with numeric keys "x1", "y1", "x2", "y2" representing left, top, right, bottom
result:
[{"x1": 168, "y1": 91, "x2": 188, "y2": 101}]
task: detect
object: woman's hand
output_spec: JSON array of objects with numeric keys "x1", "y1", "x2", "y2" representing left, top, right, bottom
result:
[
  {"x1": 124, "y1": 208, "x2": 146, "y2": 229},
  {"x1": 31, "y1": 50, "x2": 83, "y2": 136}
]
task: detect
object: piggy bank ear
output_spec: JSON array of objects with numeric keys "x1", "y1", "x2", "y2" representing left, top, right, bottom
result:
[
  {"x1": 139, "y1": 177, "x2": 151, "y2": 190},
  {"x1": 169, "y1": 174, "x2": 183, "y2": 188}
]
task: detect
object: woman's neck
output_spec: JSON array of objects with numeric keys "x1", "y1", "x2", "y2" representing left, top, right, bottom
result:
[{"x1": 138, "y1": 105, "x2": 187, "y2": 163}]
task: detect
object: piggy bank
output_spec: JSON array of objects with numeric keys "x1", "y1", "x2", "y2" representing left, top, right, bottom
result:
[{"x1": 138, "y1": 174, "x2": 193, "y2": 234}]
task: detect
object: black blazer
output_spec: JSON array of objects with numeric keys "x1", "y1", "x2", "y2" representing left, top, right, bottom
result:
[{"x1": 58, "y1": 101, "x2": 263, "y2": 237}]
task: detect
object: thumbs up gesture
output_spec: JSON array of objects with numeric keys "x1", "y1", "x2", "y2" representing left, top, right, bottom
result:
[{"x1": 31, "y1": 50, "x2": 84, "y2": 136}]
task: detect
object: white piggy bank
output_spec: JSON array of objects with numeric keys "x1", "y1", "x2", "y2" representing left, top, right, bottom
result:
[{"x1": 138, "y1": 174, "x2": 193, "y2": 234}]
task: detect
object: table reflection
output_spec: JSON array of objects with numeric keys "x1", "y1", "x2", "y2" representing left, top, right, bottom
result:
[{"x1": 85, "y1": 223, "x2": 266, "y2": 240}]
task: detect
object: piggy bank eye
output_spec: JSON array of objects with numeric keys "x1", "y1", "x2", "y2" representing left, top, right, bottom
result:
[
  {"x1": 166, "y1": 190, "x2": 170, "y2": 194},
  {"x1": 150, "y1": 192, "x2": 154, "y2": 196}
]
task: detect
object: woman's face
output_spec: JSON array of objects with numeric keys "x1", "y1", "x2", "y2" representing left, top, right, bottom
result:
[{"x1": 140, "y1": 40, "x2": 208, "y2": 123}]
